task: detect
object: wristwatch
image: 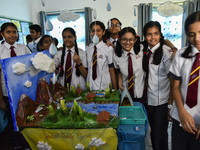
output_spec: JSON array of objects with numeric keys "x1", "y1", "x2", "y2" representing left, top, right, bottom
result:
[{"x1": 168, "y1": 104, "x2": 172, "y2": 109}]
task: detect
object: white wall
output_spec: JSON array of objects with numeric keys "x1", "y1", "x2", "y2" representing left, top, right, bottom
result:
[{"x1": 1, "y1": 0, "x2": 185, "y2": 29}]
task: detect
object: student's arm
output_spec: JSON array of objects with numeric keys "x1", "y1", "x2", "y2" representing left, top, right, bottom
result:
[
  {"x1": 164, "y1": 39, "x2": 177, "y2": 60},
  {"x1": 73, "y1": 52, "x2": 87, "y2": 79},
  {"x1": 173, "y1": 80, "x2": 197, "y2": 134},
  {"x1": 118, "y1": 71, "x2": 124, "y2": 91},
  {"x1": 109, "y1": 67, "x2": 117, "y2": 90},
  {"x1": 0, "y1": 72, "x2": 6, "y2": 111}
]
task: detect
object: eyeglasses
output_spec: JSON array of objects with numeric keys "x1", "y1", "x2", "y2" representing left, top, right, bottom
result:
[
  {"x1": 111, "y1": 24, "x2": 120, "y2": 27},
  {"x1": 121, "y1": 38, "x2": 135, "y2": 43}
]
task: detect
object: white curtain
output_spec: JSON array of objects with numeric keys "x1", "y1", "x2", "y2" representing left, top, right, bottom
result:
[
  {"x1": 137, "y1": 3, "x2": 153, "y2": 41},
  {"x1": 182, "y1": 0, "x2": 200, "y2": 47}
]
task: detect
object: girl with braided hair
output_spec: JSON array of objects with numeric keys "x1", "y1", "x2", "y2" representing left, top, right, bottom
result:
[{"x1": 54, "y1": 27, "x2": 87, "y2": 90}]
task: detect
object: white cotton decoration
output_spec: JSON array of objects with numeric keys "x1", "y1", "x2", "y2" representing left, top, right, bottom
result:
[
  {"x1": 157, "y1": 1, "x2": 183, "y2": 17},
  {"x1": 75, "y1": 144, "x2": 84, "y2": 150},
  {"x1": 93, "y1": 9, "x2": 97, "y2": 20},
  {"x1": 49, "y1": 43, "x2": 57, "y2": 56},
  {"x1": 12, "y1": 62, "x2": 26, "y2": 75},
  {"x1": 106, "y1": 2, "x2": 111, "y2": 11},
  {"x1": 93, "y1": 34, "x2": 99, "y2": 44},
  {"x1": 45, "y1": 19, "x2": 53, "y2": 31},
  {"x1": 24, "y1": 80, "x2": 32, "y2": 88},
  {"x1": 58, "y1": 10, "x2": 81, "y2": 23},
  {"x1": 132, "y1": 19, "x2": 138, "y2": 27}
]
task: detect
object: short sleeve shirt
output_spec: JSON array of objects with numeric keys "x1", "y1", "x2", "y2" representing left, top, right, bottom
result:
[
  {"x1": 169, "y1": 45, "x2": 200, "y2": 127},
  {"x1": 147, "y1": 43, "x2": 172, "y2": 106},
  {"x1": 54, "y1": 46, "x2": 87, "y2": 90},
  {"x1": 86, "y1": 41, "x2": 114, "y2": 90},
  {"x1": 113, "y1": 46, "x2": 144, "y2": 98}
]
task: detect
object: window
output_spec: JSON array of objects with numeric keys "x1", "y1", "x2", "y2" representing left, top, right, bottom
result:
[
  {"x1": 152, "y1": 8, "x2": 183, "y2": 49},
  {"x1": 46, "y1": 11, "x2": 86, "y2": 50}
]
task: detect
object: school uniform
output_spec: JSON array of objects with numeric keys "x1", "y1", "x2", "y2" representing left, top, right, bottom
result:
[
  {"x1": 86, "y1": 41, "x2": 114, "y2": 90},
  {"x1": 169, "y1": 45, "x2": 200, "y2": 150},
  {"x1": 113, "y1": 46, "x2": 144, "y2": 100},
  {"x1": 109, "y1": 37, "x2": 118, "y2": 46},
  {"x1": 27, "y1": 37, "x2": 41, "y2": 53},
  {"x1": 146, "y1": 42, "x2": 172, "y2": 150},
  {"x1": 0, "y1": 41, "x2": 31, "y2": 149},
  {"x1": 54, "y1": 46, "x2": 87, "y2": 90},
  {"x1": 0, "y1": 42, "x2": 31, "y2": 97}
]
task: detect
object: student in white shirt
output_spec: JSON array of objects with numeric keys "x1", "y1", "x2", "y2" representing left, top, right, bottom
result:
[
  {"x1": 86, "y1": 21, "x2": 117, "y2": 91},
  {"x1": 54, "y1": 27, "x2": 87, "y2": 90},
  {"x1": 104, "y1": 18, "x2": 122, "y2": 50},
  {"x1": 37, "y1": 35, "x2": 54, "y2": 51},
  {"x1": 142, "y1": 21, "x2": 172, "y2": 150},
  {"x1": 113, "y1": 27, "x2": 143, "y2": 101},
  {"x1": 27, "y1": 24, "x2": 42, "y2": 53},
  {"x1": 169, "y1": 11, "x2": 200, "y2": 150},
  {"x1": 0, "y1": 22, "x2": 31, "y2": 149}
]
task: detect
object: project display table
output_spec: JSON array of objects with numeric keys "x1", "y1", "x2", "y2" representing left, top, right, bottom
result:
[{"x1": 22, "y1": 128, "x2": 118, "y2": 150}]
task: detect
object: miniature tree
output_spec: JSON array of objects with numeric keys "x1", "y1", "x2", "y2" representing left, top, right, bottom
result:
[
  {"x1": 105, "y1": 87, "x2": 110, "y2": 98},
  {"x1": 77, "y1": 83, "x2": 80, "y2": 89},
  {"x1": 109, "y1": 83, "x2": 112, "y2": 93},
  {"x1": 48, "y1": 105, "x2": 58, "y2": 123},
  {"x1": 71, "y1": 86, "x2": 76, "y2": 96},
  {"x1": 67, "y1": 83, "x2": 70, "y2": 93},
  {"x1": 87, "y1": 81, "x2": 90, "y2": 92},
  {"x1": 60, "y1": 100, "x2": 69, "y2": 116}
]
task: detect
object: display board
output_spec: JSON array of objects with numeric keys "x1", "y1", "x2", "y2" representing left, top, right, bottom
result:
[{"x1": 0, "y1": 16, "x2": 32, "y2": 45}]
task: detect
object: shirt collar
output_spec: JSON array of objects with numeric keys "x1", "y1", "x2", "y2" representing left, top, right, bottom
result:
[
  {"x1": 123, "y1": 47, "x2": 134, "y2": 56},
  {"x1": 95, "y1": 40, "x2": 104, "y2": 49},
  {"x1": 65, "y1": 46, "x2": 75, "y2": 52},
  {"x1": 34, "y1": 37, "x2": 41, "y2": 43},
  {"x1": 109, "y1": 37, "x2": 118, "y2": 43},
  {"x1": 148, "y1": 42, "x2": 160, "y2": 53},
  {"x1": 191, "y1": 44, "x2": 200, "y2": 56},
  {"x1": 4, "y1": 41, "x2": 17, "y2": 49}
]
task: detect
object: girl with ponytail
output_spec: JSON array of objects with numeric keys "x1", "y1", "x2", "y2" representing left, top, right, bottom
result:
[
  {"x1": 169, "y1": 11, "x2": 200, "y2": 150},
  {"x1": 54, "y1": 27, "x2": 87, "y2": 90},
  {"x1": 142, "y1": 21, "x2": 172, "y2": 150},
  {"x1": 113, "y1": 27, "x2": 143, "y2": 101}
]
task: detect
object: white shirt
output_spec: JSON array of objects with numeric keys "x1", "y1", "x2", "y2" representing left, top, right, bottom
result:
[
  {"x1": 109, "y1": 37, "x2": 118, "y2": 46},
  {"x1": 147, "y1": 43, "x2": 172, "y2": 106},
  {"x1": 113, "y1": 46, "x2": 144, "y2": 98},
  {"x1": 27, "y1": 37, "x2": 41, "y2": 53},
  {"x1": 169, "y1": 45, "x2": 200, "y2": 127},
  {"x1": 0, "y1": 42, "x2": 31, "y2": 96},
  {"x1": 54, "y1": 46, "x2": 87, "y2": 90},
  {"x1": 86, "y1": 41, "x2": 114, "y2": 90}
]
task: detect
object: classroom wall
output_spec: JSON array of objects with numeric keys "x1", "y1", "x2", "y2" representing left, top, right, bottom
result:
[{"x1": 1, "y1": 0, "x2": 185, "y2": 29}]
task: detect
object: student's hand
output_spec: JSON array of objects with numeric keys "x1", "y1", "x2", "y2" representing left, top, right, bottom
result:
[
  {"x1": 179, "y1": 108, "x2": 197, "y2": 134},
  {"x1": 106, "y1": 41, "x2": 114, "y2": 47},
  {"x1": 119, "y1": 85, "x2": 124, "y2": 91},
  {"x1": 73, "y1": 52, "x2": 81, "y2": 64},
  {"x1": 0, "y1": 99, "x2": 7, "y2": 111},
  {"x1": 196, "y1": 125, "x2": 200, "y2": 140}
]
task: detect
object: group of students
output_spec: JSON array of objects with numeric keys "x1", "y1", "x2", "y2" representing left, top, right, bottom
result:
[{"x1": 0, "y1": 11, "x2": 200, "y2": 150}]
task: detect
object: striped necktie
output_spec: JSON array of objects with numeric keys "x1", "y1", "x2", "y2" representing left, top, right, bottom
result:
[
  {"x1": 128, "y1": 52, "x2": 134, "y2": 99},
  {"x1": 10, "y1": 46, "x2": 16, "y2": 57},
  {"x1": 141, "y1": 49, "x2": 152, "y2": 103},
  {"x1": 186, "y1": 53, "x2": 200, "y2": 108},
  {"x1": 64, "y1": 50, "x2": 72, "y2": 88},
  {"x1": 92, "y1": 45, "x2": 97, "y2": 80}
]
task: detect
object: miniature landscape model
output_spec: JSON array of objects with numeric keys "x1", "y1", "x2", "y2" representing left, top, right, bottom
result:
[{"x1": 16, "y1": 78, "x2": 120, "y2": 129}]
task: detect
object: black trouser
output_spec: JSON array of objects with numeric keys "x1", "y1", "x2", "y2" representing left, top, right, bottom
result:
[
  {"x1": 0, "y1": 96, "x2": 31, "y2": 150},
  {"x1": 145, "y1": 103, "x2": 168, "y2": 150},
  {"x1": 172, "y1": 119, "x2": 200, "y2": 150}
]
